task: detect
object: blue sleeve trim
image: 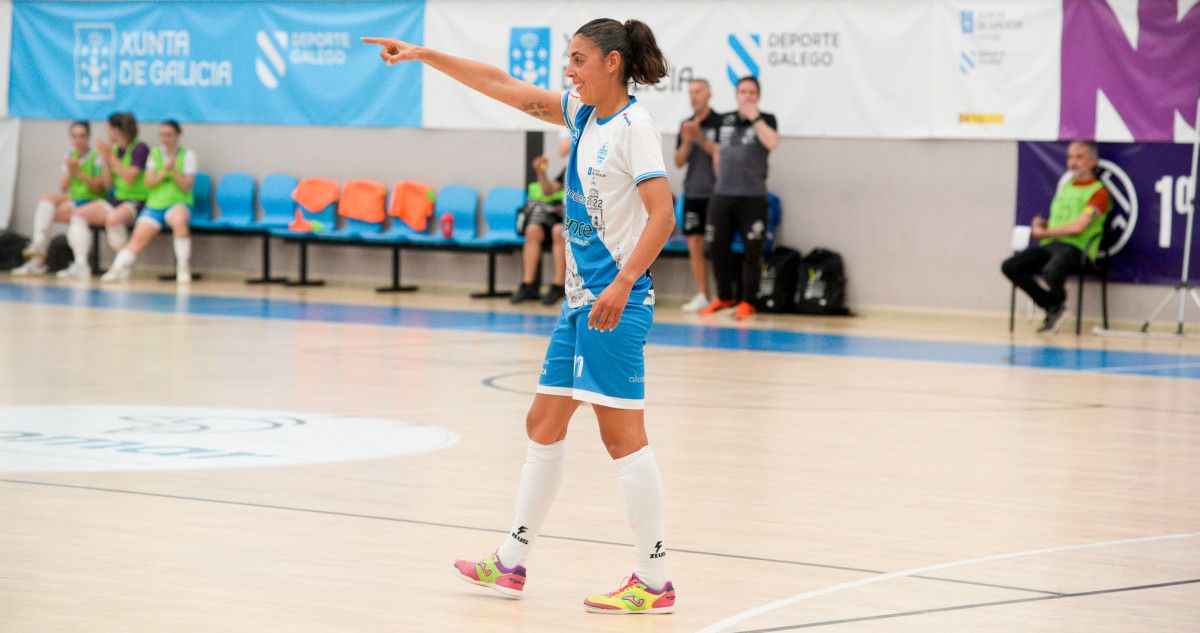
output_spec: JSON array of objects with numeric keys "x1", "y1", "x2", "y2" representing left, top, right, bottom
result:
[
  {"x1": 561, "y1": 91, "x2": 572, "y2": 130},
  {"x1": 634, "y1": 171, "x2": 668, "y2": 185}
]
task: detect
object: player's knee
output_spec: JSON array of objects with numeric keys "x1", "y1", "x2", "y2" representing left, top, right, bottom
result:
[
  {"x1": 525, "y1": 411, "x2": 563, "y2": 444},
  {"x1": 166, "y1": 207, "x2": 189, "y2": 228}
]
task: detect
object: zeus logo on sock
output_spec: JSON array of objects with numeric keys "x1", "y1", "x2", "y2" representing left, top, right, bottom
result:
[
  {"x1": 511, "y1": 525, "x2": 529, "y2": 545},
  {"x1": 650, "y1": 540, "x2": 666, "y2": 559}
]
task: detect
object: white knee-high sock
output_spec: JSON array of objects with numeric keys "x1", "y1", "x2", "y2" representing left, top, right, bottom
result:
[
  {"x1": 615, "y1": 445, "x2": 669, "y2": 590},
  {"x1": 66, "y1": 216, "x2": 90, "y2": 265},
  {"x1": 111, "y1": 249, "x2": 135, "y2": 271},
  {"x1": 106, "y1": 223, "x2": 128, "y2": 250},
  {"x1": 173, "y1": 237, "x2": 191, "y2": 269},
  {"x1": 28, "y1": 200, "x2": 56, "y2": 254},
  {"x1": 496, "y1": 439, "x2": 566, "y2": 568}
]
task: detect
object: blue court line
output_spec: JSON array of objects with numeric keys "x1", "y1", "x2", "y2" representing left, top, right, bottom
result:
[{"x1": 3, "y1": 282, "x2": 1200, "y2": 380}]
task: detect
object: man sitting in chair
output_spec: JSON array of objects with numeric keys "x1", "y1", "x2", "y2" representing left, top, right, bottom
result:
[{"x1": 1002, "y1": 140, "x2": 1110, "y2": 333}]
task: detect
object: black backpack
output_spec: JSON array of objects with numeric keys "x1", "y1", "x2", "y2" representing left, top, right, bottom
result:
[
  {"x1": 754, "y1": 246, "x2": 802, "y2": 313},
  {"x1": 794, "y1": 248, "x2": 850, "y2": 315},
  {"x1": 45, "y1": 235, "x2": 75, "y2": 273},
  {"x1": 0, "y1": 231, "x2": 30, "y2": 270}
]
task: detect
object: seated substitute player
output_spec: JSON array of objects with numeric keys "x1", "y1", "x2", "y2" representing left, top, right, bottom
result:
[
  {"x1": 102, "y1": 119, "x2": 198, "y2": 283},
  {"x1": 512, "y1": 154, "x2": 567, "y2": 305},
  {"x1": 59, "y1": 112, "x2": 150, "y2": 280},
  {"x1": 12, "y1": 121, "x2": 106, "y2": 275}
]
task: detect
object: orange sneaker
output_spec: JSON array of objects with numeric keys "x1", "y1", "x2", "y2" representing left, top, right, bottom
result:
[
  {"x1": 734, "y1": 301, "x2": 757, "y2": 320},
  {"x1": 698, "y1": 298, "x2": 736, "y2": 316}
]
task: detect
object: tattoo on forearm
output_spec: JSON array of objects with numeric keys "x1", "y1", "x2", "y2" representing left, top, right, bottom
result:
[{"x1": 521, "y1": 102, "x2": 550, "y2": 117}]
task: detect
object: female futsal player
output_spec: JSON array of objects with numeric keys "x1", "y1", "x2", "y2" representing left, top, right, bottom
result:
[
  {"x1": 365, "y1": 18, "x2": 677, "y2": 614},
  {"x1": 102, "y1": 119, "x2": 198, "y2": 283},
  {"x1": 58, "y1": 112, "x2": 150, "y2": 280},
  {"x1": 12, "y1": 121, "x2": 105, "y2": 275}
]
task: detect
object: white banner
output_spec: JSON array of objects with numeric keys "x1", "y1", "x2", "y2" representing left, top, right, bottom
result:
[
  {"x1": 929, "y1": 2, "x2": 1062, "y2": 139},
  {"x1": 0, "y1": 118, "x2": 19, "y2": 230},
  {"x1": 421, "y1": 0, "x2": 1069, "y2": 139},
  {"x1": 423, "y1": 1, "x2": 939, "y2": 137}
]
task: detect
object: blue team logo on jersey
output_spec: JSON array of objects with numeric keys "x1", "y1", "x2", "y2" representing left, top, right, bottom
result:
[
  {"x1": 725, "y1": 33, "x2": 761, "y2": 88},
  {"x1": 509, "y1": 27, "x2": 551, "y2": 88},
  {"x1": 74, "y1": 23, "x2": 117, "y2": 100}
]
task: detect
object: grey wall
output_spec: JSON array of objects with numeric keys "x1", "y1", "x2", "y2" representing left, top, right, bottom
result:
[{"x1": 9, "y1": 118, "x2": 1178, "y2": 325}]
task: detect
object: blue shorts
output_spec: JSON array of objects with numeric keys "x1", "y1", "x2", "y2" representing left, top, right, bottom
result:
[
  {"x1": 138, "y1": 204, "x2": 191, "y2": 228},
  {"x1": 72, "y1": 198, "x2": 96, "y2": 208},
  {"x1": 536, "y1": 302, "x2": 653, "y2": 409}
]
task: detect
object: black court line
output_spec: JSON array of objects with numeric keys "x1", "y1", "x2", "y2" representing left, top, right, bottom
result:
[
  {"x1": 0, "y1": 477, "x2": 1059, "y2": 596},
  {"x1": 734, "y1": 578, "x2": 1200, "y2": 632}
]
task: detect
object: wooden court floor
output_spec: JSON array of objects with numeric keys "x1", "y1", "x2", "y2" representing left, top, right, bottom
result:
[{"x1": 1, "y1": 277, "x2": 1197, "y2": 632}]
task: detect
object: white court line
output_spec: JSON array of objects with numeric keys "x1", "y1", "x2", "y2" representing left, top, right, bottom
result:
[{"x1": 693, "y1": 531, "x2": 1200, "y2": 633}]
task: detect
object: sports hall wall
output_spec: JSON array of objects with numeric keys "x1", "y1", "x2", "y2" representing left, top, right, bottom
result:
[{"x1": 4, "y1": 0, "x2": 1199, "y2": 323}]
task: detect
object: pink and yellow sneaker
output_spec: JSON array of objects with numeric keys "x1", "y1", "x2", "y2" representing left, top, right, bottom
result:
[
  {"x1": 583, "y1": 573, "x2": 675, "y2": 614},
  {"x1": 451, "y1": 552, "x2": 526, "y2": 599}
]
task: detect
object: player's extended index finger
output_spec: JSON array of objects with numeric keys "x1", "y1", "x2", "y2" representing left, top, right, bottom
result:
[{"x1": 360, "y1": 37, "x2": 393, "y2": 46}]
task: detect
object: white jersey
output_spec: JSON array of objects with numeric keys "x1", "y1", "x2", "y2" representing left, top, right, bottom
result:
[
  {"x1": 560, "y1": 91, "x2": 667, "y2": 308},
  {"x1": 151, "y1": 145, "x2": 198, "y2": 175}
]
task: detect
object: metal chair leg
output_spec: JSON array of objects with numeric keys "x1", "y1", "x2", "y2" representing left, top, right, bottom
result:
[
  {"x1": 1009, "y1": 284, "x2": 1016, "y2": 333},
  {"x1": 1075, "y1": 271, "x2": 1084, "y2": 335}
]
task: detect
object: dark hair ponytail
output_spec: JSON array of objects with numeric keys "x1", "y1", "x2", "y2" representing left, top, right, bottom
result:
[
  {"x1": 575, "y1": 18, "x2": 668, "y2": 86},
  {"x1": 106, "y1": 111, "x2": 138, "y2": 142},
  {"x1": 622, "y1": 20, "x2": 668, "y2": 86}
]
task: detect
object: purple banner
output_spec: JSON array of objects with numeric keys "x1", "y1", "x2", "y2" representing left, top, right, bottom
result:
[
  {"x1": 1060, "y1": 1, "x2": 1200, "y2": 142},
  {"x1": 1016, "y1": 141, "x2": 1199, "y2": 285}
]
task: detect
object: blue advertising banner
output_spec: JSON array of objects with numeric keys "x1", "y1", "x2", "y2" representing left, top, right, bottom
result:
[
  {"x1": 1016, "y1": 142, "x2": 1199, "y2": 285},
  {"x1": 8, "y1": 1, "x2": 423, "y2": 127}
]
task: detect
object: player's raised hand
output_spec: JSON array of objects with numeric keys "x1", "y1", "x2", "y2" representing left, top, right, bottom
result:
[{"x1": 361, "y1": 37, "x2": 421, "y2": 66}]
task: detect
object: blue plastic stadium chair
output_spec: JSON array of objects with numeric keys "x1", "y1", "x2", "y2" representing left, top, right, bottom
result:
[
  {"x1": 197, "y1": 172, "x2": 256, "y2": 231},
  {"x1": 405, "y1": 184, "x2": 478, "y2": 245},
  {"x1": 186, "y1": 172, "x2": 216, "y2": 228},
  {"x1": 661, "y1": 192, "x2": 689, "y2": 254},
  {"x1": 457, "y1": 186, "x2": 525, "y2": 248},
  {"x1": 258, "y1": 173, "x2": 301, "y2": 231}
]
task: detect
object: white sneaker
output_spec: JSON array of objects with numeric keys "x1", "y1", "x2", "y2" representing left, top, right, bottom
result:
[
  {"x1": 100, "y1": 264, "x2": 131, "y2": 283},
  {"x1": 56, "y1": 261, "x2": 91, "y2": 280},
  {"x1": 11, "y1": 258, "x2": 47, "y2": 276},
  {"x1": 681, "y1": 292, "x2": 710, "y2": 312},
  {"x1": 176, "y1": 267, "x2": 192, "y2": 283}
]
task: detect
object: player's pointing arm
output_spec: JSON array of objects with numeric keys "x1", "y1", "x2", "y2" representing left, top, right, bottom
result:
[{"x1": 362, "y1": 36, "x2": 565, "y2": 126}]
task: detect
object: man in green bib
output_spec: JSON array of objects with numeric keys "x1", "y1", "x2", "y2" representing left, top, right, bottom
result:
[{"x1": 1002, "y1": 141, "x2": 1111, "y2": 333}]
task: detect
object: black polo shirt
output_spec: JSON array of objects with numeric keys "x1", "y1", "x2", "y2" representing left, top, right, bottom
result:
[
  {"x1": 675, "y1": 110, "x2": 723, "y2": 199},
  {"x1": 713, "y1": 111, "x2": 777, "y2": 198}
]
